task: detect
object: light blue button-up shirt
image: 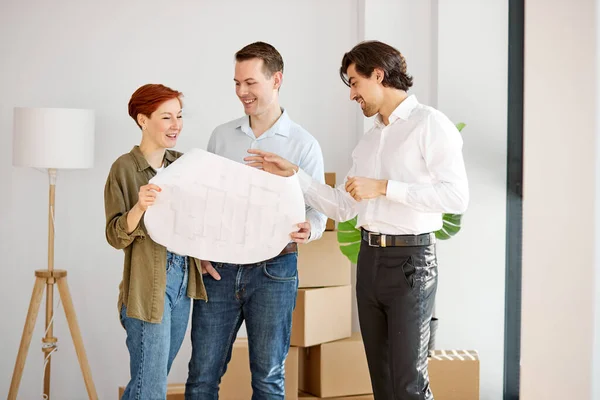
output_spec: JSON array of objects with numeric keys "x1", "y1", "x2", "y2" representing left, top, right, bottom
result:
[{"x1": 207, "y1": 108, "x2": 327, "y2": 242}]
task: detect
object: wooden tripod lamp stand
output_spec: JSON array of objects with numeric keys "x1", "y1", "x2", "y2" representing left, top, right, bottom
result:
[{"x1": 9, "y1": 108, "x2": 98, "y2": 400}]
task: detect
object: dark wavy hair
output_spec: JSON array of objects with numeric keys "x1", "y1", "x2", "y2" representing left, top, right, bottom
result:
[{"x1": 340, "y1": 41, "x2": 413, "y2": 91}]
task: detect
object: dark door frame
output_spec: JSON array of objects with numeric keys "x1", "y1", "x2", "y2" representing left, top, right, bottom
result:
[{"x1": 503, "y1": 0, "x2": 524, "y2": 398}]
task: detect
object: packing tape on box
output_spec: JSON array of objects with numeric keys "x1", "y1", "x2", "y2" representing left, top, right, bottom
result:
[{"x1": 429, "y1": 349, "x2": 478, "y2": 361}]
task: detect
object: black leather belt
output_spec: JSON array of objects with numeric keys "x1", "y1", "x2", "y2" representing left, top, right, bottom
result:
[
  {"x1": 361, "y1": 229, "x2": 435, "y2": 247},
  {"x1": 278, "y1": 242, "x2": 298, "y2": 256}
]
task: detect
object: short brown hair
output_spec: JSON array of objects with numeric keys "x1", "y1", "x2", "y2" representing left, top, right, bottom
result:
[
  {"x1": 235, "y1": 41, "x2": 284, "y2": 77},
  {"x1": 340, "y1": 41, "x2": 413, "y2": 91},
  {"x1": 128, "y1": 84, "x2": 183, "y2": 128}
]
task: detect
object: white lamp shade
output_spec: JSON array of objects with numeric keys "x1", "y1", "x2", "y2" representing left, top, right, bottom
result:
[{"x1": 13, "y1": 107, "x2": 95, "y2": 169}]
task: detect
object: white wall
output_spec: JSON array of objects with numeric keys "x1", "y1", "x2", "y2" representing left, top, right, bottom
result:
[
  {"x1": 595, "y1": 2, "x2": 600, "y2": 397},
  {"x1": 435, "y1": 1, "x2": 508, "y2": 400},
  {"x1": 0, "y1": 1, "x2": 359, "y2": 398},
  {"x1": 521, "y1": 1, "x2": 599, "y2": 399}
]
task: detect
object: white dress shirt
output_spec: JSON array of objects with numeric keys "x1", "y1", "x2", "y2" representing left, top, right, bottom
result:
[
  {"x1": 297, "y1": 95, "x2": 469, "y2": 235},
  {"x1": 208, "y1": 108, "x2": 327, "y2": 242}
]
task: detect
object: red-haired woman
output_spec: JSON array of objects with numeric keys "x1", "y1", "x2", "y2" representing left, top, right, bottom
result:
[{"x1": 104, "y1": 84, "x2": 207, "y2": 399}]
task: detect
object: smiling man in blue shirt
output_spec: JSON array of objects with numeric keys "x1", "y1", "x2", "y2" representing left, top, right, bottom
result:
[{"x1": 185, "y1": 41, "x2": 326, "y2": 400}]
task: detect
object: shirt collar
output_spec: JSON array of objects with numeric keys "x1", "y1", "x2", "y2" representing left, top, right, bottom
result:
[
  {"x1": 236, "y1": 108, "x2": 291, "y2": 138},
  {"x1": 375, "y1": 94, "x2": 419, "y2": 128},
  {"x1": 130, "y1": 145, "x2": 177, "y2": 172}
]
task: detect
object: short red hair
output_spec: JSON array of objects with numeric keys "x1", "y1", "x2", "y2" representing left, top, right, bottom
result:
[{"x1": 128, "y1": 84, "x2": 183, "y2": 128}]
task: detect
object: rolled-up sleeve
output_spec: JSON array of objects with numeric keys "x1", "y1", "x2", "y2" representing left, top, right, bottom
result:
[{"x1": 104, "y1": 170, "x2": 145, "y2": 250}]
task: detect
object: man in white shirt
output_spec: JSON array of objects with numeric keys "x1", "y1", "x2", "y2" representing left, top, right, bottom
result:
[
  {"x1": 185, "y1": 41, "x2": 327, "y2": 400},
  {"x1": 246, "y1": 40, "x2": 469, "y2": 400}
]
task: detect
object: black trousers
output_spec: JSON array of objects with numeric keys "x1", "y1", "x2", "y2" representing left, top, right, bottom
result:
[{"x1": 356, "y1": 240, "x2": 438, "y2": 400}]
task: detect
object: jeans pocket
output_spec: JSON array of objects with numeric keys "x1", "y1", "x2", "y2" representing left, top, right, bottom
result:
[
  {"x1": 263, "y1": 255, "x2": 298, "y2": 282},
  {"x1": 203, "y1": 262, "x2": 222, "y2": 275}
]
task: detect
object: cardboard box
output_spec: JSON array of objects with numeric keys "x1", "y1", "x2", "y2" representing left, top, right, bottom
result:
[
  {"x1": 428, "y1": 350, "x2": 480, "y2": 400},
  {"x1": 324, "y1": 172, "x2": 336, "y2": 231},
  {"x1": 220, "y1": 337, "x2": 298, "y2": 400},
  {"x1": 299, "y1": 392, "x2": 374, "y2": 400},
  {"x1": 298, "y1": 333, "x2": 372, "y2": 398},
  {"x1": 298, "y1": 231, "x2": 351, "y2": 288},
  {"x1": 291, "y1": 286, "x2": 352, "y2": 347},
  {"x1": 118, "y1": 383, "x2": 184, "y2": 399}
]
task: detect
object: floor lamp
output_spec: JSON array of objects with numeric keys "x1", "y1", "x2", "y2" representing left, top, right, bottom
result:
[{"x1": 8, "y1": 107, "x2": 98, "y2": 400}]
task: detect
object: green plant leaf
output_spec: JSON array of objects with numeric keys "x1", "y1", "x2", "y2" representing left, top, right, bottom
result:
[
  {"x1": 435, "y1": 229, "x2": 452, "y2": 240},
  {"x1": 337, "y1": 216, "x2": 360, "y2": 264},
  {"x1": 435, "y1": 213, "x2": 462, "y2": 240},
  {"x1": 456, "y1": 122, "x2": 466, "y2": 132},
  {"x1": 336, "y1": 229, "x2": 361, "y2": 243},
  {"x1": 339, "y1": 243, "x2": 359, "y2": 264}
]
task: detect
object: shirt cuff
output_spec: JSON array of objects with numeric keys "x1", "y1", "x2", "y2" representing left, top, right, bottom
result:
[
  {"x1": 116, "y1": 213, "x2": 145, "y2": 241},
  {"x1": 296, "y1": 168, "x2": 314, "y2": 193},
  {"x1": 386, "y1": 180, "x2": 410, "y2": 204}
]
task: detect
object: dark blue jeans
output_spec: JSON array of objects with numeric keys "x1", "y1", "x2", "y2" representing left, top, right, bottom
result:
[
  {"x1": 120, "y1": 251, "x2": 190, "y2": 400},
  {"x1": 185, "y1": 252, "x2": 298, "y2": 400}
]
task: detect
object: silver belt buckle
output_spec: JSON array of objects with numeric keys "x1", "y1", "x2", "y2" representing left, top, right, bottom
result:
[
  {"x1": 368, "y1": 232, "x2": 377, "y2": 247},
  {"x1": 368, "y1": 232, "x2": 386, "y2": 247}
]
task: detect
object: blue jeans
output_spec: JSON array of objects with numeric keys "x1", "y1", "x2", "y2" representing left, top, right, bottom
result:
[
  {"x1": 185, "y1": 252, "x2": 298, "y2": 400},
  {"x1": 120, "y1": 252, "x2": 191, "y2": 400}
]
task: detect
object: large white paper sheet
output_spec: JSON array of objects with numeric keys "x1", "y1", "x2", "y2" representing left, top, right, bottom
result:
[{"x1": 144, "y1": 148, "x2": 305, "y2": 264}]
